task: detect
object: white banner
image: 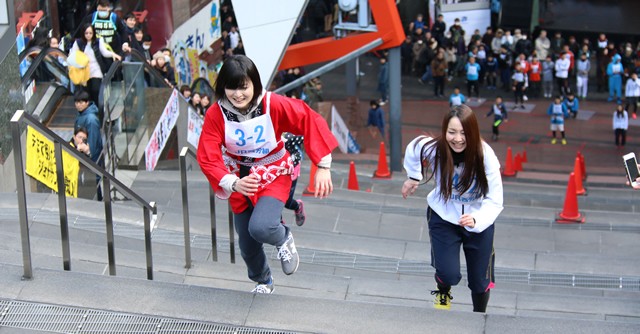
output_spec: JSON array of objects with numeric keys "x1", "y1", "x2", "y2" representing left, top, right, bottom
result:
[
  {"x1": 187, "y1": 107, "x2": 204, "y2": 149},
  {"x1": 441, "y1": 9, "x2": 491, "y2": 45},
  {"x1": 330, "y1": 105, "x2": 349, "y2": 154},
  {"x1": 145, "y1": 90, "x2": 180, "y2": 171}
]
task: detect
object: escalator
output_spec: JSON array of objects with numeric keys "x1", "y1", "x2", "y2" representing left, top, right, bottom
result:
[
  {"x1": 20, "y1": 47, "x2": 75, "y2": 140},
  {"x1": 102, "y1": 48, "x2": 180, "y2": 171},
  {"x1": 21, "y1": 46, "x2": 208, "y2": 175}
]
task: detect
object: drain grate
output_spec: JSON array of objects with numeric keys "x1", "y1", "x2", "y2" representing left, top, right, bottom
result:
[
  {"x1": 0, "y1": 299, "x2": 298, "y2": 334},
  {"x1": 0, "y1": 301, "x2": 85, "y2": 333}
]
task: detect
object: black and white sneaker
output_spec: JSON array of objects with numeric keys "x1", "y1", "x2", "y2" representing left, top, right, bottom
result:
[{"x1": 277, "y1": 232, "x2": 299, "y2": 275}]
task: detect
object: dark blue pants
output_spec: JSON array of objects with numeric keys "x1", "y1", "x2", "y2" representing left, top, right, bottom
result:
[
  {"x1": 284, "y1": 178, "x2": 300, "y2": 211},
  {"x1": 428, "y1": 207, "x2": 495, "y2": 293}
]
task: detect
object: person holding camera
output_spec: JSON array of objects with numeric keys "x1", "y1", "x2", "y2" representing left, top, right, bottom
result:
[{"x1": 70, "y1": 127, "x2": 91, "y2": 157}]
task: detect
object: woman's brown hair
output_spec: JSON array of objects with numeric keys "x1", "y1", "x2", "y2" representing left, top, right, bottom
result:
[{"x1": 418, "y1": 105, "x2": 488, "y2": 201}]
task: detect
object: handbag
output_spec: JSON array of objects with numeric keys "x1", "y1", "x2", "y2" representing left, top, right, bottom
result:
[{"x1": 68, "y1": 50, "x2": 90, "y2": 85}]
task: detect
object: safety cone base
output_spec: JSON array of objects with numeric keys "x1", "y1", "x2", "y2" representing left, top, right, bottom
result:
[
  {"x1": 501, "y1": 169, "x2": 517, "y2": 177},
  {"x1": 373, "y1": 170, "x2": 392, "y2": 179},
  {"x1": 302, "y1": 188, "x2": 315, "y2": 197},
  {"x1": 576, "y1": 188, "x2": 587, "y2": 196},
  {"x1": 555, "y1": 211, "x2": 586, "y2": 224}
]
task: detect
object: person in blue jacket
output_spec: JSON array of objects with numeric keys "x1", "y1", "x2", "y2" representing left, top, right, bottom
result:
[
  {"x1": 465, "y1": 56, "x2": 481, "y2": 98},
  {"x1": 366, "y1": 100, "x2": 386, "y2": 138},
  {"x1": 547, "y1": 95, "x2": 570, "y2": 145},
  {"x1": 607, "y1": 54, "x2": 623, "y2": 103},
  {"x1": 73, "y1": 91, "x2": 103, "y2": 163},
  {"x1": 563, "y1": 91, "x2": 580, "y2": 119},
  {"x1": 449, "y1": 87, "x2": 466, "y2": 107}
]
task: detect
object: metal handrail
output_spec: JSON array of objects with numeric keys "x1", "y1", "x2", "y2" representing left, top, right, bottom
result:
[
  {"x1": 20, "y1": 47, "x2": 70, "y2": 90},
  {"x1": 11, "y1": 110, "x2": 157, "y2": 280},
  {"x1": 179, "y1": 147, "x2": 235, "y2": 268}
]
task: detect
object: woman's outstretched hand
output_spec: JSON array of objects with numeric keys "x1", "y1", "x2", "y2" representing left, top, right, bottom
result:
[
  {"x1": 402, "y1": 179, "x2": 420, "y2": 199},
  {"x1": 314, "y1": 168, "x2": 333, "y2": 198}
]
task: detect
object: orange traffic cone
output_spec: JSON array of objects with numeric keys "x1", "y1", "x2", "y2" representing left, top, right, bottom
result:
[
  {"x1": 573, "y1": 157, "x2": 587, "y2": 196},
  {"x1": 578, "y1": 151, "x2": 587, "y2": 181},
  {"x1": 521, "y1": 148, "x2": 528, "y2": 163},
  {"x1": 373, "y1": 142, "x2": 392, "y2": 179},
  {"x1": 347, "y1": 161, "x2": 360, "y2": 191},
  {"x1": 502, "y1": 147, "x2": 517, "y2": 177},
  {"x1": 555, "y1": 172, "x2": 585, "y2": 223},
  {"x1": 514, "y1": 153, "x2": 523, "y2": 172},
  {"x1": 302, "y1": 164, "x2": 317, "y2": 196}
]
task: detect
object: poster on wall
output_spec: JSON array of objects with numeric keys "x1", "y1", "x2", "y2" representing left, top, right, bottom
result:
[
  {"x1": 170, "y1": 0, "x2": 220, "y2": 87},
  {"x1": 145, "y1": 90, "x2": 180, "y2": 171}
]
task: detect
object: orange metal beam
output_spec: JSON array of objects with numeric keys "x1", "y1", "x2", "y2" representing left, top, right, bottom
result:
[{"x1": 279, "y1": 0, "x2": 405, "y2": 70}]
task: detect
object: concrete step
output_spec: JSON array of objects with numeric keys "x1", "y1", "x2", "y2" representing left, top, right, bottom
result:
[
  {"x1": 3, "y1": 189, "x2": 640, "y2": 280},
  {"x1": 121, "y1": 172, "x2": 640, "y2": 234},
  {"x1": 2, "y1": 215, "x2": 639, "y2": 327},
  {"x1": 5, "y1": 196, "x2": 640, "y2": 281},
  {"x1": 3, "y1": 214, "x2": 639, "y2": 301},
  {"x1": 128, "y1": 167, "x2": 640, "y2": 215},
  {"x1": 0, "y1": 264, "x2": 638, "y2": 333}
]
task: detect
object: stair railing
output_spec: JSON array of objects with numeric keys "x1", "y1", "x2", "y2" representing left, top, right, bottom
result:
[
  {"x1": 11, "y1": 109, "x2": 157, "y2": 280},
  {"x1": 179, "y1": 147, "x2": 236, "y2": 268}
]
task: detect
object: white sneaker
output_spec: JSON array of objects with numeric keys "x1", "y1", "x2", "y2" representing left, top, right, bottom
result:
[{"x1": 251, "y1": 278, "x2": 274, "y2": 294}]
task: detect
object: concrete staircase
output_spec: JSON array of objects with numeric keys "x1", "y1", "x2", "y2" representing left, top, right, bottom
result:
[{"x1": 0, "y1": 161, "x2": 639, "y2": 333}]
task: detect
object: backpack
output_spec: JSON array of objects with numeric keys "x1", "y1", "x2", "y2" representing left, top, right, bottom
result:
[{"x1": 68, "y1": 49, "x2": 90, "y2": 85}]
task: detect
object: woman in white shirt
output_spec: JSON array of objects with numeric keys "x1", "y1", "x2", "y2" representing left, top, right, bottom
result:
[
  {"x1": 613, "y1": 103, "x2": 629, "y2": 148},
  {"x1": 402, "y1": 105, "x2": 503, "y2": 313},
  {"x1": 70, "y1": 23, "x2": 121, "y2": 109}
]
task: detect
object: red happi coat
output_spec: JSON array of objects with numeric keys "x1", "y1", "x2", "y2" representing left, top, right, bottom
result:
[{"x1": 196, "y1": 92, "x2": 338, "y2": 213}]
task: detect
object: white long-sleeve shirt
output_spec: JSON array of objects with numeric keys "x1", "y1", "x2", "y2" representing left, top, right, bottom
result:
[
  {"x1": 554, "y1": 57, "x2": 570, "y2": 79},
  {"x1": 625, "y1": 78, "x2": 640, "y2": 97},
  {"x1": 613, "y1": 111, "x2": 629, "y2": 130},
  {"x1": 404, "y1": 136, "x2": 504, "y2": 233}
]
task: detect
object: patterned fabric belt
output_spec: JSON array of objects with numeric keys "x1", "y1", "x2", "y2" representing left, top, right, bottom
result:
[{"x1": 234, "y1": 147, "x2": 286, "y2": 167}]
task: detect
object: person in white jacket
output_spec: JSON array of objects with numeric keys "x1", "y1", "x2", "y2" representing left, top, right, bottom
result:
[
  {"x1": 535, "y1": 30, "x2": 551, "y2": 60},
  {"x1": 613, "y1": 103, "x2": 629, "y2": 148},
  {"x1": 554, "y1": 52, "x2": 571, "y2": 97},
  {"x1": 402, "y1": 105, "x2": 503, "y2": 313},
  {"x1": 624, "y1": 72, "x2": 640, "y2": 119}
]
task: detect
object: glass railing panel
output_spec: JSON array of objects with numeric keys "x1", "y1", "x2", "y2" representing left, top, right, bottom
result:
[{"x1": 0, "y1": 43, "x2": 27, "y2": 165}]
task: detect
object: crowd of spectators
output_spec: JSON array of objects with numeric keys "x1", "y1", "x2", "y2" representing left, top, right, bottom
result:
[{"x1": 400, "y1": 12, "x2": 640, "y2": 114}]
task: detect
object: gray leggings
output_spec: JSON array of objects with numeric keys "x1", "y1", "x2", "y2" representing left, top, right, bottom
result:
[
  {"x1": 234, "y1": 196, "x2": 288, "y2": 283},
  {"x1": 543, "y1": 80, "x2": 553, "y2": 96}
]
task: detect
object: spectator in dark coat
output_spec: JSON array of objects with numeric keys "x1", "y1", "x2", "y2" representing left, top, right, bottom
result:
[{"x1": 432, "y1": 14, "x2": 446, "y2": 45}]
